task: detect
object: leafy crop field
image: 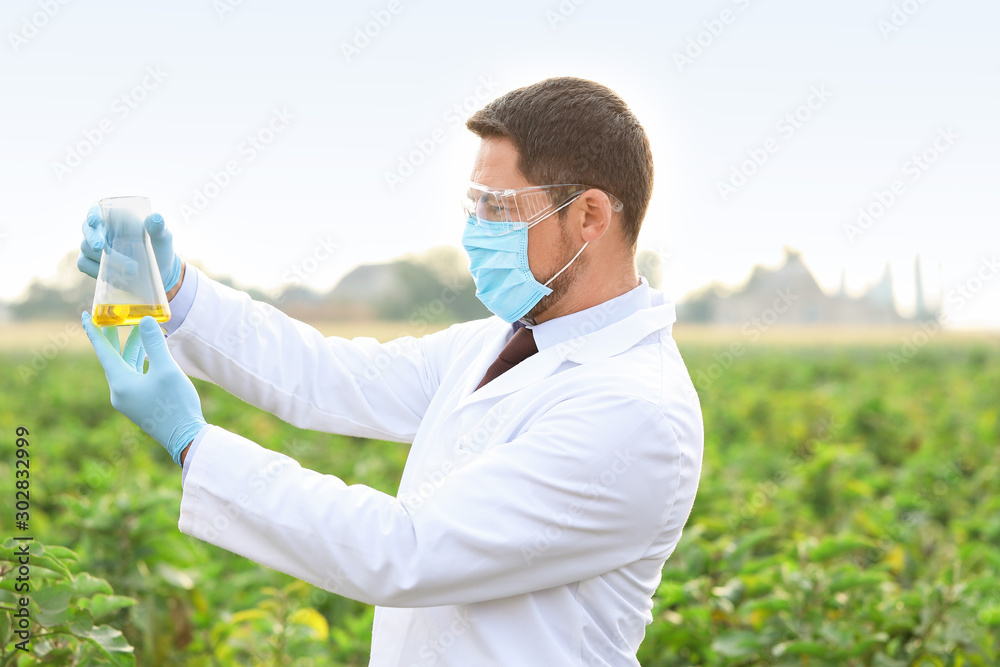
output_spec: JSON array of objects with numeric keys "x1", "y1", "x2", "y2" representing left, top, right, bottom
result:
[{"x1": 1, "y1": 332, "x2": 999, "y2": 665}]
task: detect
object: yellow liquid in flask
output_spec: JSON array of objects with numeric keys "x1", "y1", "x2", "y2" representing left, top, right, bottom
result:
[{"x1": 92, "y1": 304, "x2": 171, "y2": 326}]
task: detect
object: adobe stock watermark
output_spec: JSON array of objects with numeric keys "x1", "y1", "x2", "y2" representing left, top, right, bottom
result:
[
  {"x1": 843, "y1": 126, "x2": 958, "y2": 244},
  {"x1": 521, "y1": 446, "x2": 637, "y2": 565},
  {"x1": 355, "y1": 334, "x2": 423, "y2": 387},
  {"x1": 51, "y1": 65, "x2": 168, "y2": 183},
  {"x1": 353, "y1": 275, "x2": 471, "y2": 388},
  {"x1": 406, "y1": 275, "x2": 467, "y2": 336},
  {"x1": 78, "y1": 398, "x2": 213, "y2": 496},
  {"x1": 672, "y1": 0, "x2": 755, "y2": 74},
  {"x1": 877, "y1": 0, "x2": 930, "y2": 41},
  {"x1": 886, "y1": 253, "x2": 998, "y2": 371},
  {"x1": 545, "y1": 0, "x2": 586, "y2": 31},
  {"x1": 179, "y1": 107, "x2": 294, "y2": 222},
  {"x1": 852, "y1": 459, "x2": 964, "y2": 570},
  {"x1": 201, "y1": 456, "x2": 289, "y2": 541},
  {"x1": 281, "y1": 235, "x2": 340, "y2": 285},
  {"x1": 384, "y1": 76, "x2": 501, "y2": 192},
  {"x1": 692, "y1": 287, "x2": 799, "y2": 391},
  {"x1": 211, "y1": 233, "x2": 340, "y2": 348},
  {"x1": 213, "y1": 0, "x2": 248, "y2": 20},
  {"x1": 314, "y1": 564, "x2": 349, "y2": 598},
  {"x1": 399, "y1": 452, "x2": 472, "y2": 513},
  {"x1": 76, "y1": 428, "x2": 144, "y2": 497},
  {"x1": 552, "y1": 296, "x2": 620, "y2": 358},
  {"x1": 7, "y1": 0, "x2": 72, "y2": 53},
  {"x1": 396, "y1": 409, "x2": 517, "y2": 514},
  {"x1": 648, "y1": 244, "x2": 674, "y2": 278},
  {"x1": 340, "y1": 0, "x2": 408, "y2": 63},
  {"x1": 716, "y1": 85, "x2": 832, "y2": 202},
  {"x1": 727, "y1": 416, "x2": 836, "y2": 530},
  {"x1": 410, "y1": 610, "x2": 473, "y2": 666},
  {"x1": 17, "y1": 322, "x2": 79, "y2": 383}
]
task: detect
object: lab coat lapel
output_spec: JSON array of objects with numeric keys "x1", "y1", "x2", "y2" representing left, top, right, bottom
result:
[
  {"x1": 459, "y1": 345, "x2": 569, "y2": 407},
  {"x1": 457, "y1": 303, "x2": 676, "y2": 408},
  {"x1": 456, "y1": 323, "x2": 512, "y2": 401}
]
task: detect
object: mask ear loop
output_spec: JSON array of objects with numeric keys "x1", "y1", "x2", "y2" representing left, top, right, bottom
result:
[
  {"x1": 543, "y1": 241, "x2": 588, "y2": 287},
  {"x1": 536, "y1": 188, "x2": 605, "y2": 286}
]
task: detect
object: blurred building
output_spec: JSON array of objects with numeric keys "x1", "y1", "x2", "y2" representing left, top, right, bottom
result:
[{"x1": 678, "y1": 248, "x2": 933, "y2": 326}]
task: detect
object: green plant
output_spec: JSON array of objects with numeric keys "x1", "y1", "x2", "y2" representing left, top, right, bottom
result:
[{"x1": 0, "y1": 539, "x2": 135, "y2": 666}]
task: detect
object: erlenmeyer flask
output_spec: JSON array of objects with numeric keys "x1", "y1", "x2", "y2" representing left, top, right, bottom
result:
[{"x1": 91, "y1": 196, "x2": 171, "y2": 326}]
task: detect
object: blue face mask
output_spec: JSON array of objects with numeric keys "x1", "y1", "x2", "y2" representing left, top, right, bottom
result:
[{"x1": 462, "y1": 216, "x2": 588, "y2": 323}]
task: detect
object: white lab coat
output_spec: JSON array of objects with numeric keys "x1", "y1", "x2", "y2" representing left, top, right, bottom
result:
[{"x1": 168, "y1": 268, "x2": 703, "y2": 666}]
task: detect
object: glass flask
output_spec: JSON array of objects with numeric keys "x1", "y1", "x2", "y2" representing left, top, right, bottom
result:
[{"x1": 91, "y1": 196, "x2": 171, "y2": 327}]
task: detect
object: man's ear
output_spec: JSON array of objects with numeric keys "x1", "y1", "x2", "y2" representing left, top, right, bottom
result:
[{"x1": 577, "y1": 190, "x2": 614, "y2": 243}]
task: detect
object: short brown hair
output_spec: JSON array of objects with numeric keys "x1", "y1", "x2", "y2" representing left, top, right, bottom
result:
[{"x1": 466, "y1": 77, "x2": 653, "y2": 254}]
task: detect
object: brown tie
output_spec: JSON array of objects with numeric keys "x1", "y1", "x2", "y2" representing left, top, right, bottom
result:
[{"x1": 476, "y1": 324, "x2": 538, "y2": 390}]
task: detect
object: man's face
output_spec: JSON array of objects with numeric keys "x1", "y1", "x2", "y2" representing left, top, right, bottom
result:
[{"x1": 469, "y1": 137, "x2": 581, "y2": 317}]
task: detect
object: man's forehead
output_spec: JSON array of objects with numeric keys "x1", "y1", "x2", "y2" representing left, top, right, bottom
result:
[{"x1": 470, "y1": 137, "x2": 531, "y2": 190}]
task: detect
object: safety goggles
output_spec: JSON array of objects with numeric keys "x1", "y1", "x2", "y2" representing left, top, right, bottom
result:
[{"x1": 462, "y1": 181, "x2": 624, "y2": 236}]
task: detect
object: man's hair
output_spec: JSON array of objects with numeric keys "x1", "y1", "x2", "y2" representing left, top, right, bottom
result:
[{"x1": 466, "y1": 77, "x2": 653, "y2": 254}]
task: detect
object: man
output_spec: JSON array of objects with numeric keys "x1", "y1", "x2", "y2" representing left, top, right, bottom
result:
[{"x1": 79, "y1": 77, "x2": 704, "y2": 665}]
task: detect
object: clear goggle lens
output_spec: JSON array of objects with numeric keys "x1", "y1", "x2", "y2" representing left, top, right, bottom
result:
[{"x1": 462, "y1": 182, "x2": 623, "y2": 236}]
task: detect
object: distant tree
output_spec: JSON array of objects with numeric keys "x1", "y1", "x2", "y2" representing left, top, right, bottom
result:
[
  {"x1": 406, "y1": 246, "x2": 469, "y2": 285},
  {"x1": 10, "y1": 249, "x2": 493, "y2": 324},
  {"x1": 375, "y1": 261, "x2": 444, "y2": 321},
  {"x1": 10, "y1": 253, "x2": 93, "y2": 320}
]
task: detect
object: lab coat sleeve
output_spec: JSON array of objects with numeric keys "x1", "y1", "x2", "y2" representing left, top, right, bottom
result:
[
  {"x1": 165, "y1": 267, "x2": 473, "y2": 442},
  {"x1": 179, "y1": 393, "x2": 694, "y2": 607}
]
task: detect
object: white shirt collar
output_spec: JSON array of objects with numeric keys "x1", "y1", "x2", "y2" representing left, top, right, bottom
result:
[{"x1": 526, "y1": 277, "x2": 653, "y2": 352}]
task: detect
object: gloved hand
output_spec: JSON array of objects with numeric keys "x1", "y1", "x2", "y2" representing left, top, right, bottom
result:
[
  {"x1": 94, "y1": 318, "x2": 146, "y2": 365},
  {"x1": 77, "y1": 205, "x2": 183, "y2": 292},
  {"x1": 81, "y1": 313, "x2": 206, "y2": 465}
]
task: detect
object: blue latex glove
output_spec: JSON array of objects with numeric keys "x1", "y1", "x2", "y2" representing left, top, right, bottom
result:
[
  {"x1": 77, "y1": 205, "x2": 183, "y2": 291},
  {"x1": 81, "y1": 313, "x2": 206, "y2": 465},
  {"x1": 96, "y1": 319, "x2": 145, "y2": 364}
]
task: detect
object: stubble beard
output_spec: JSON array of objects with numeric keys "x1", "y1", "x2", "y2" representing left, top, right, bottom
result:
[{"x1": 527, "y1": 226, "x2": 587, "y2": 322}]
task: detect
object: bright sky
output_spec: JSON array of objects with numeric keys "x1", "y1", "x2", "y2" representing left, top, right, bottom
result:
[{"x1": 1, "y1": 0, "x2": 998, "y2": 327}]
